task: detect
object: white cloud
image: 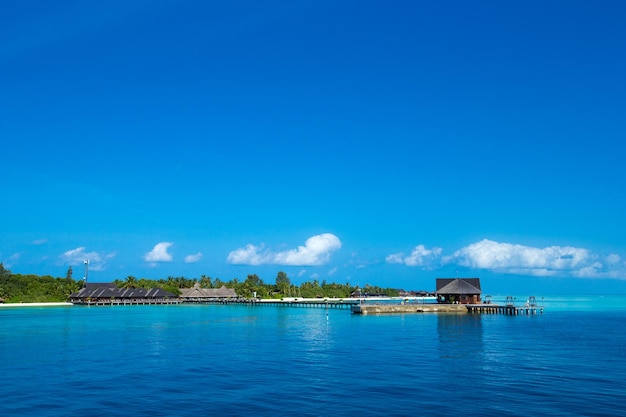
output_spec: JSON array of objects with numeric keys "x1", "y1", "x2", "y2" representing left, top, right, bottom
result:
[
  {"x1": 32, "y1": 238, "x2": 48, "y2": 245},
  {"x1": 58, "y1": 247, "x2": 115, "y2": 271},
  {"x1": 386, "y1": 244, "x2": 443, "y2": 267},
  {"x1": 184, "y1": 252, "x2": 202, "y2": 263},
  {"x1": 448, "y1": 239, "x2": 589, "y2": 272},
  {"x1": 387, "y1": 239, "x2": 626, "y2": 279},
  {"x1": 274, "y1": 234, "x2": 342, "y2": 265},
  {"x1": 226, "y1": 244, "x2": 271, "y2": 265},
  {"x1": 606, "y1": 254, "x2": 621, "y2": 265},
  {"x1": 227, "y1": 233, "x2": 342, "y2": 266},
  {"x1": 144, "y1": 242, "x2": 174, "y2": 263},
  {"x1": 446, "y1": 239, "x2": 623, "y2": 278}
]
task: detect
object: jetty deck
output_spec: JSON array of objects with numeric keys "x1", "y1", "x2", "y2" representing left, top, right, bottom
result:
[
  {"x1": 351, "y1": 303, "x2": 544, "y2": 315},
  {"x1": 351, "y1": 303, "x2": 467, "y2": 315},
  {"x1": 466, "y1": 303, "x2": 544, "y2": 315},
  {"x1": 248, "y1": 297, "x2": 439, "y2": 310},
  {"x1": 241, "y1": 298, "x2": 359, "y2": 310},
  {"x1": 72, "y1": 299, "x2": 183, "y2": 306}
]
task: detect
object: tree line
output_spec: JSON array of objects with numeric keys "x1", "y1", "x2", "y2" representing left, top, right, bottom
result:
[
  {"x1": 0, "y1": 263, "x2": 399, "y2": 303},
  {"x1": 0, "y1": 263, "x2": 81, "y2": 303},
  {"x1": 113, "y1": 271, "x2": 400, "y2": 299}
]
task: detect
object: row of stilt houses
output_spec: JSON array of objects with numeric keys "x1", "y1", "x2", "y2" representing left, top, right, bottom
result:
[{"x1": 69, "y1": 282, "x2": 238, "y2": 305}]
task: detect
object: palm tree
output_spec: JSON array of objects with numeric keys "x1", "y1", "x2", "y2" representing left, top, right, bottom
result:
[
  {"x1": 122, "y1": 276, "x2": 138, "y2": 289},
  {"x1": 199, "y1": 275, "x2": 213, "y2": 288}
]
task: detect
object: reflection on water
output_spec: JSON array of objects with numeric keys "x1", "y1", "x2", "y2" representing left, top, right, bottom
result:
[{"x1": 435, "y1": 313, "x2": 489, "y2": 402}]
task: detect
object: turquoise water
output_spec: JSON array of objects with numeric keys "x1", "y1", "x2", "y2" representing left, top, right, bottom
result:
[{"x1": 2, "y1": 296, "x2": 626, "y2": 416}]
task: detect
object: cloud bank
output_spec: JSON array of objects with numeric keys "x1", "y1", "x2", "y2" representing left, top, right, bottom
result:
[
  {"x1": 227, "y1": 233, "x2": 342, "y2": 266},
  {"x1": 388, "y1": 239, "x2": 625, "y2": 279},
  {"x1": 58, "y1": 247, "x2": 115, "y2": 271},
  {"x1": 144, "y1": 242, "x2": 174, "y2": 263}
]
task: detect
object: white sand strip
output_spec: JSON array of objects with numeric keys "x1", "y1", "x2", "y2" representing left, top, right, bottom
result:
[{"x1": 0, "y1": 302, "x2": 73, "y2": 308}]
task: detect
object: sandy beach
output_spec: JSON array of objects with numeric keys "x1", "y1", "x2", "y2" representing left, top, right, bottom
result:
[{"x1": 0, "y1": 302, "x2": 73, "y2": 308}]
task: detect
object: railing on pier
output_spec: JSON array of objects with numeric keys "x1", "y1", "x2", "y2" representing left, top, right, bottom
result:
[
  {"x1": 72, "y1": 298, "x2": 183, "y2": 306},
  {"x1": 466, "y1": 304, "x2": 544, "y2": 315},
  {"x1": 249, "y1": 299, "x2": 359, "y2": 310}
]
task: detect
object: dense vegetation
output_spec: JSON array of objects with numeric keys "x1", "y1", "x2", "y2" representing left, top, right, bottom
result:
[
  {"x1": 0, "y1": 263, "x2": 400, "y2": 303},
  {"x1": 0, "y1": 263, "x2": 81, "y2": 303}
]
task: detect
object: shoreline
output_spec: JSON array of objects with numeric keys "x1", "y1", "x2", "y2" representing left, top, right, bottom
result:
[{"x1": 0, "y1": 302, "x2": 73, "y2": 308}]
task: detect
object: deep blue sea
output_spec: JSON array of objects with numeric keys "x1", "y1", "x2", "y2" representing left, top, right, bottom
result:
[{"x1": 2, "y1": 295, "x2": 626, "y2": 416}]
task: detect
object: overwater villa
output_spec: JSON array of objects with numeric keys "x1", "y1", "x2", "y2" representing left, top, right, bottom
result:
[
  {"x1": 69, "y1": 282, "x2": 179, "y2": 305},
  {"x1": 179, "y1": 283, "x2": 238, "y2": 302},
  {"x1": 435, "y1": 278, "x2": 482, "y2": 304}
]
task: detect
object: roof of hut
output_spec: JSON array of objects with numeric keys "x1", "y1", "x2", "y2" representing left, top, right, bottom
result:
[
  {"x1": 70, "y1": 284, "x2": 176, "y2": 299},
  {"x1": 435, "y1": 278, "x2": 482, "y2": 295},
  {"x1": 179, "y1": 284, "x2": 237, "y2": 298}
]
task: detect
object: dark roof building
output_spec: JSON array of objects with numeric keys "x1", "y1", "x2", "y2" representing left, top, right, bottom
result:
[
  {"x1": 69, "y1": 282, "x2": 177, "y2": 305},
  {"x1": 435, "y1": 278, "x2": 481, "y2": 304}
]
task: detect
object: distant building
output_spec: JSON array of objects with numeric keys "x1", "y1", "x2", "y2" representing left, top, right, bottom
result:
[
  {"x1": 179, "y1": 283, "x2": 238, "y2": 302},
  {"x1": 350, "y1": 288, "x2": 363, "y2": 298},
  {"x1": 69, "y1": 282, "x2": 178, "y2": 305},
  {"x1": 398, "y1": 290, "x2": 434, "y2": 298},
  {"x1": 435, "y1": 278, "x2": 481, "y2": 304}
]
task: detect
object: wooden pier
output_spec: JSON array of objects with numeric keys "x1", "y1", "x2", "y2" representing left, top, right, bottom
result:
[
  {"x1": 351, "y1": 295, "x2": 545, "y2": 315},
  {"x1": 466, "y1": 296, "x2": 543, "y2": 315},
  {"x1": 249, "y1": 298, "x2": 359, "y2": 310},
  {"x1": 179, "y1": 298, "x2": 357, "y2": 309},
  {"x1": 73, "y1": 299, "x2": 183, "y2": 306},
  {"x1": 246, "y1": 297, "x2": 437, "y2": 310},
  {"x1": 466, "y1": 304, "x2": 544, "y2": 315},
  {"x1": 351, "y1": 303, "x2": 467, "y2": 315}
]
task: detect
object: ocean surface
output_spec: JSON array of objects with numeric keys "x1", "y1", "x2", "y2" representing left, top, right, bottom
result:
[{"x1": 2, "y1": 295, "x2": 625, "y2": 416}]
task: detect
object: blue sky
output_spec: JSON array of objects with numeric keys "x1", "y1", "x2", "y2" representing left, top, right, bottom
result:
[{"x1": 2, "y1": 0, "x2": 626, "y2": 294}]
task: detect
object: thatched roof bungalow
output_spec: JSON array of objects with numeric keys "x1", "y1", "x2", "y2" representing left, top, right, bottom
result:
[
  {"x1": 436, "y1": 278, "x2": 482, "y2": 304},
  {"x1": 179, "y1": 284, "x2": 238, "y2": 301}
]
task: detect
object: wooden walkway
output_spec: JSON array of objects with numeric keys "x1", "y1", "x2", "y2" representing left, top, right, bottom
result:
[
  {"x1": 178, "y1": 299, "x2": 355, "y2": 309},
  {"x1": 466, "y1": 304, "x2": 544, "y2": 315},
  {"x1": 351, "y1": 303, "x2": 467, "y2": 315},
  {"x1": 72, "y1": 299, "x2": 183, "y2": 306},
  {"x1": 249, "y1": 298, "x2": 359, "y2": 310}
]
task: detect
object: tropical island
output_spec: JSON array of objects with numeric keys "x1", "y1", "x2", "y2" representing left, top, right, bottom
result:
[
  {"x1": 2, "y1": 263, "x2": 543, "y2": 315},
  {"x1": 0, "y1": 262, "x2": 405, "y2": 304}
]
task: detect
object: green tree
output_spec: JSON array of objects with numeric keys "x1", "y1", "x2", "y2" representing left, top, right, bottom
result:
[
  {"x1": 65, "y1": 266, "x2": 73, "y2": 281},
  {"x1": 275, "y1": 271, "x2": 291, "y2": 295},
  {"x1": 199, "y1": 275, "x2": 213, "y2": 288},
  {"x1": 243, "y1": 274, "x2": 262, "y2": 298},
  {"x1": 244, "y1": 274, "x2": 261, "y2": 287},
  {"x1": 121, "y1": 276, "x2": 138, "y2": 289},
  {"x1": 0, "y1": 263, "x2": 10, "y2": 279}
]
